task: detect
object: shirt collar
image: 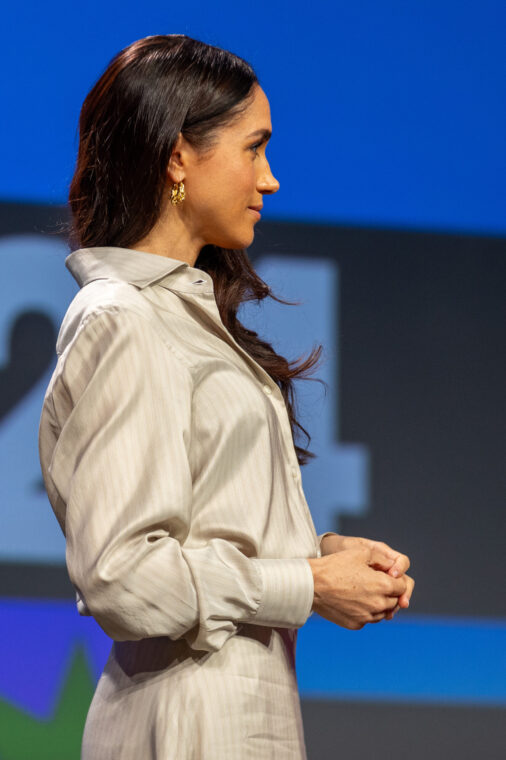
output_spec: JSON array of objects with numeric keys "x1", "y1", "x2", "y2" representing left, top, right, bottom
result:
[{"x1": 65, "y1": 246, "x2": 213, "y2": 293}]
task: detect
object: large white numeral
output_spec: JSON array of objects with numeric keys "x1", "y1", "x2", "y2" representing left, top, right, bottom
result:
[
  {"x1": 0, "y1": 238, "x2": 370, "y2": 563},
  {"x1": 0, "y1": 234, "x2": 77, "y2": 562},
  {"x1": 240, "y1": 255, "x2": 370, "y2": 534}
]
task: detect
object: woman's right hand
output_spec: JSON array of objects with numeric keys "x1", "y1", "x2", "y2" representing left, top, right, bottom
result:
[{"x1": 306, "y1": 546, "x2": 410, "y2": 629}]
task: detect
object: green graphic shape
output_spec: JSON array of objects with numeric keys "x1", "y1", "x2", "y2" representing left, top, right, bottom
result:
[{"x1": 0, "y1": 645, "x2": 95, "y2": 760}]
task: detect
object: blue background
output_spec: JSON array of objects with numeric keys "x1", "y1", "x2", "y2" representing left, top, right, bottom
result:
[
  {"x1": 1, "y1": 2, "x2": 505, "y2": 757},
  {"x1": 2, "y1": 0, "x2": 506, "y2": 235}
]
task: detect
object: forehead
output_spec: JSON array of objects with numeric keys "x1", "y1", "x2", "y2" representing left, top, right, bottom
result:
[{"x1": 233, "y1": 85, "x2": 272, "y2": 133}]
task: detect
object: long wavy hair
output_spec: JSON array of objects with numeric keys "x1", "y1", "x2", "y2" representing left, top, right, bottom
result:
[{"x1": 63, "y1": 33, "x2": 325, "y2": 465}]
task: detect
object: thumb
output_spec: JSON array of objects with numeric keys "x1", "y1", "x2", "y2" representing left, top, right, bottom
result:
[{"x1": 367, "y1": 548, "x2": 396, "y2": 572}]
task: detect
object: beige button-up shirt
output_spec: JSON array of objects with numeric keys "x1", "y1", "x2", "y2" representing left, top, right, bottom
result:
[
  {"x1": 38, "y1": 246, "x2": 339, "y2": 758},
  {"x1": 38, "y1": 246, "x2": 332, "y2": 653}
]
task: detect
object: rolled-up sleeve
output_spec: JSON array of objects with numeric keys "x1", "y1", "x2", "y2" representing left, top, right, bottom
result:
[{"x1": 42, "y1": 306, "x2": 314, "y2": 652}]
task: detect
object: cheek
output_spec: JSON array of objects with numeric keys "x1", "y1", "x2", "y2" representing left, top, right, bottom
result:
[
  {"x1": 231, "y1": 162, "x2": 256, "y2": 203},
  {"x1": 225, "y1": 155, "x2": 255, "y2": 186},
  {"x1": 198, "y1": 156, "x2": 255, "y2": 215}
]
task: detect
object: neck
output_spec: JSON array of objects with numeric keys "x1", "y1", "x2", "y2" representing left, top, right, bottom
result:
[{"x1": 131, "y1": 192, "x2": 204, "y2": 266}]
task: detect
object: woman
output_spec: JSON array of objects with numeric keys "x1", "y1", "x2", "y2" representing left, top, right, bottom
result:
[{"x1": 38, "y1": 34, "x2": 414, "y2": 759}]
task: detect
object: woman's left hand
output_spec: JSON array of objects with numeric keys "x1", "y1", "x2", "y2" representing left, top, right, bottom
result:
[{"x1": 319, "y1": 533, "x2": 413, "y2": 619}]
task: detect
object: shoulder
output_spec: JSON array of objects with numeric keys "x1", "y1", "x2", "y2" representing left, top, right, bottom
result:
[
  {"x1": 56, "y1": 279, "x2": 191, "y2": 371},
  {"x1": 58, "y1": 279, "x2": 157, "y2": 352},
  {"x1": 57, "y1": 280, "x2": 145, "y2": 353}
]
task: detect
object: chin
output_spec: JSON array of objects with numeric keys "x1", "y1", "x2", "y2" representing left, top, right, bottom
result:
[{"x1": 211, "y1": 230, "x2": 255, "y2": 250}]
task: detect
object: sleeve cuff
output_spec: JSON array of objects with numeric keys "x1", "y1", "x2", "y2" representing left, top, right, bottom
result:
[{"x1": 249, "y1": 557, "x2": 315, "y2": 628}]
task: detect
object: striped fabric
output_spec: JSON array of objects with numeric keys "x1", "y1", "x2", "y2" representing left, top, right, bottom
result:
[{"x1": 38, "y1": 246, "x2": 335, "y2": 759}]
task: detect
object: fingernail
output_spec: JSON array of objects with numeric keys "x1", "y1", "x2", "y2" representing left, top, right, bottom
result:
[{"x1": 392, "y1": 569, "x2": 399, "y2": 577}]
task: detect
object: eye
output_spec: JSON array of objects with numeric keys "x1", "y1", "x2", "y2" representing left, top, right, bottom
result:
[{"x1": 249, "y1": 141, "x2": 263, "y2": 158}]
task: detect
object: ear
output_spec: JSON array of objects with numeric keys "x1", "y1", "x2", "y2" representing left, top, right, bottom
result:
[{"x1": 166, "y1": 132, "x2": 186, "y2": 184}]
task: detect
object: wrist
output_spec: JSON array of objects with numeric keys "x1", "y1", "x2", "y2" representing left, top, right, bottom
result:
[
  {"x1": 320, "y1": 532, "x2": 345, "y2": 556},
  {"x1": 306, "y1": 557, "x2": 327, "y2": 611}
]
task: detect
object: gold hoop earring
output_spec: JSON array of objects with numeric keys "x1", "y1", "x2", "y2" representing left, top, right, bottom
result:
[{"x1": 171, "y1": 180, "x2": 185, "y2": 205}]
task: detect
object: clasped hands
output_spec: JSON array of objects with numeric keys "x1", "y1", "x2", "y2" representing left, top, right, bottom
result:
[{"x1": 319, "y1": 533, "x2": 414, "y2": 622}]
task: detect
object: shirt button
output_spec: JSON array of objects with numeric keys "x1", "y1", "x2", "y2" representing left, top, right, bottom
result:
[
  {"x1": 291, "y1": 466, "x2": 299, "y2": 480},
  {"x1": 263, "y1": 385, "x2": 272, "y2": 395}
]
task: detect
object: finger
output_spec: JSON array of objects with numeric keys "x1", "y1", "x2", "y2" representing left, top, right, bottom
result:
[
  {"x1": 368, "y1": 548, "x2": 396, "y2": 572},
  {"x1": 369, "y1": 611, "x2": 387, "y2": 623},
  {"x1": 398, "y1": 575, "x2": 415, "y2": 607},
  {"x1": 371, "y1": 541, "x2": 410, "y2": 572},
  {"x1": 385, "y1": 603, "x2": 400, "y2": 620},
  {"x1": 387, "y1": 599, "x2": 402, "y2": 617},
  {"x1": 382, "y1": 574, "x2": 409, "y2": 597},
  {"x1": 370, "y1": 595, "x2": 398, "y2": 623},
  {"x1": 385, "y1": 595, "x2": 400, "y2": 610},
  {"x1": 370, "y1": 540, "x2": 399, "y2": 560},
  {"x1": 369, "y1": 541, "x2": 410, "y2": 576},
  {"x1": 388, "y1": 553, "x2": 410, "y2": 577}
]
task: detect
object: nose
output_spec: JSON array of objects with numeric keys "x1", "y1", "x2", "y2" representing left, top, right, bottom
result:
[
  {"x1": 258, "y1": 171, "x2": 280, "y2": 195},
  {"x1": 257, "y1": 157, "x2": 280, "y2": 195}
]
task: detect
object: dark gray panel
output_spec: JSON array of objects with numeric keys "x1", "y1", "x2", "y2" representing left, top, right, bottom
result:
[
  {"x1": 2, "y1": 203, "x2": 505, "y2": 619},
  {"x1": 301, "y1": 698, "x2": 506, "y2": 760}
]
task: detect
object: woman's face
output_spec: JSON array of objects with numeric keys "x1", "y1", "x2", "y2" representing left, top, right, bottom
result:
[{"x1": 168, "y1": 84, "x2": 280, "y2": 250}]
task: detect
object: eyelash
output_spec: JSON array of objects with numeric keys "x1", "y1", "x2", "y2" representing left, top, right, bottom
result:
[{"x1": 249, "y1": 141, "x2": 264, "y2": 157}]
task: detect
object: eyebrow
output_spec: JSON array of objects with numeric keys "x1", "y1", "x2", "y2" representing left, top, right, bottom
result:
[{"x1": 245, "y1": 128, "x2": 272, "y2": 141}]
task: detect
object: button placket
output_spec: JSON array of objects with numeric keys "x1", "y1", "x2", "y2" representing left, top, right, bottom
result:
[
  {"x1": 157, "y1": 281, "x2": 320, "y2": 555},
  {"x1": 263, "y1": 385, "x2": 319, "y2": 548}
]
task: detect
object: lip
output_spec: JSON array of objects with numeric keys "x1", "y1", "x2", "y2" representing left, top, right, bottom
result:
[{"x1": 248, "y1": 207, "x2": 262, "y2": 219}]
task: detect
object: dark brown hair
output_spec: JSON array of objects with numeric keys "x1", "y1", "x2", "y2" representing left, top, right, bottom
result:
[{"x1": 64, "y1": 34, "x2": 325, "y2": 465}]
